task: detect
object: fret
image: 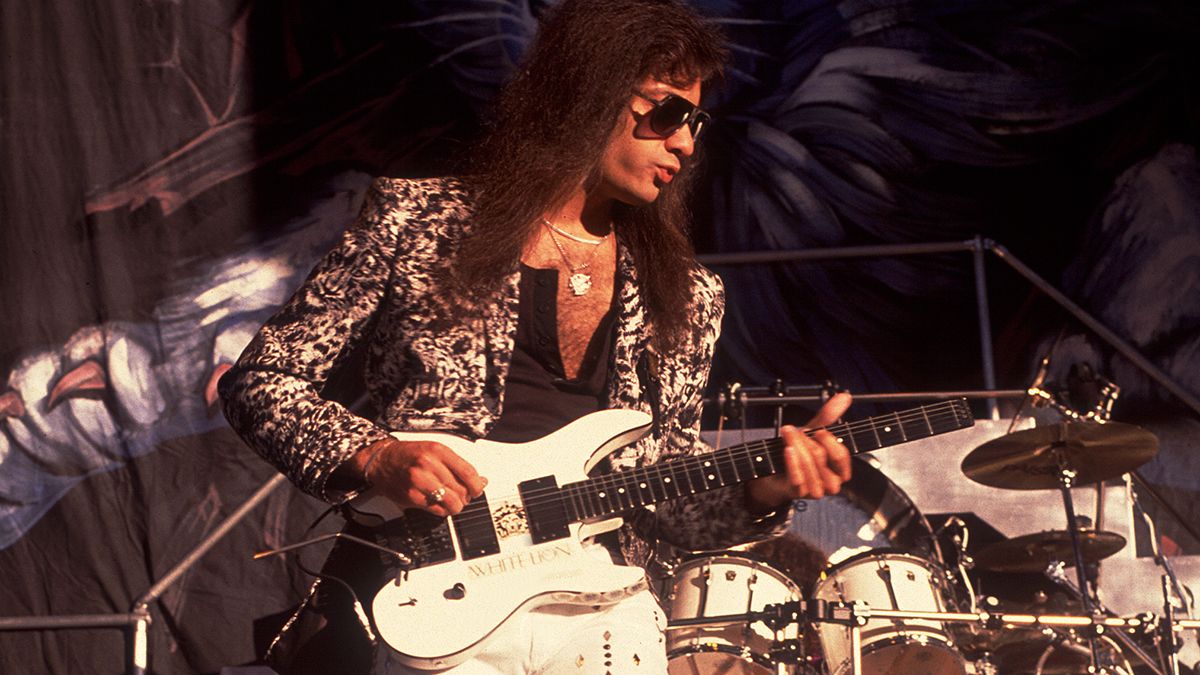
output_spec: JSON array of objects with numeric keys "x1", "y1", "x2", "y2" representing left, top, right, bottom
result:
[
  {"x1": 929, "y1": 403, "x2": 954, "y2": 435},
  {"x1": 645, "y1": 470, "x2": 664, "y2": 502},
  {"x1": 730, "y1": 446, "x2": 755, "y2": 481},
  {"x1": 723, "y1": 449, "x2": 743, "y2": 483},
  {"x1": 550, "y1": 399, "x2": 972, "y2": 528},
  {"x1": 760, "y1": 441, "x2": 781, "y2": 475},
  {"x1": 826, "y1": 423, "x2": 857, "y2": 455},
  {"x1": 690, "y1": 458, "x2": 708, "y2": 492},
  {"x1": 679, "y1": 460, "x2": 699, "y2": 495},
  {"x1": 594, "y1": 481, "x2": 609, "y2": 516},
  {"x1": 662, "y1": 469, "x2": 681, "y2": 498},
  {"x1": 875, "y1": 412, "x2": 907, "y2": 448},
  {"x1": 564, "y1": 485, "x2": 583, "y2": 521},
  {"x1": 699, "y1": 456, "x2": 721, "y2": 490},
  {"x1": 633, "y1": 474, "x2": 654, "y2": 505},
  {"x1": 847, "y1": 421, "x2": 877, "y2": 454},
  {"x1": 617, "y1": 473, "x2": 636, "y2": 509},
  {"x1": 596, "y1": 477, "x2": 617, "y2": 515},
  {"x1": 897, "y1": 411, "x2": 922, "y2": 443},
  {"x1": 585, "y1": 483, "x2": 600, "y2": 519}
]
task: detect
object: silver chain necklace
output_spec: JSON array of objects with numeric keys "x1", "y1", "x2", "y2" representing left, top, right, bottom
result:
[
  {"x1": 542, "y1": 218, "x2": 607, "y2": 245},
  {"x1": 542, "y1": 221, "x2": 609, "y2": 296}
]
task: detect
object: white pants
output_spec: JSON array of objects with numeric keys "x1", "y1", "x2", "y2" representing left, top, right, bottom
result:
[{"x1": 375, "y1": 586, "x2": 667, "y2": 674}]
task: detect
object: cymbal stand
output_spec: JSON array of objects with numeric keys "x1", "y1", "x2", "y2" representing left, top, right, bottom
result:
[
  {"x1": 1045, "y1": 562, "x2": 1166, "y2": 675},
  {"x1": 1162, "y1": 576, "x2": 1181, "y2": 675},
  {"x1": 1053, "y1": 441, "x2": 1104, "y2": 670}
]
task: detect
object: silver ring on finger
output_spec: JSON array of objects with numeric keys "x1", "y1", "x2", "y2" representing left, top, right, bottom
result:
[{"x1": 425, "y1": 486, "x2": 448, "y2": 507}]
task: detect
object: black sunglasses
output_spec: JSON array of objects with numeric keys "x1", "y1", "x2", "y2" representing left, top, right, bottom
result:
[{"x1": 633, "y1": 91, "x2": 711, "y2": 141}]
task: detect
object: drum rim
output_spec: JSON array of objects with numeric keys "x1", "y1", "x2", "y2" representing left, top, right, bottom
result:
[
  {"x1": 670, "y1": 550, "x2": 802, "y2": 594},
  {"x1": 666, "y1": 640, "x2": 776, "y2": 669},
  {"x1": 674, "y1": 549, "x2": 789, "y2": 569},
  {"x1": 822, "y1": 547, "x2": 945, "y2": 575},
  {"x1": 827, "y1": 632, "x2": 966, "y2": 675}
]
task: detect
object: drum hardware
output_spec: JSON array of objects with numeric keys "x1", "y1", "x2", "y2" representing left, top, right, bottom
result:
[
  {"x1": 935, "y1": 516, "x2": 979, "y2": 614},
  {"x1": 1043, "y1": 561, "x2": 1169, "y2": 674},
  {"x1": 670, "y1": 585, "x2": 1198, "y2": 675},
  {"x1": 963, "y1": 419, "x2": 1159, "y2": 672}
]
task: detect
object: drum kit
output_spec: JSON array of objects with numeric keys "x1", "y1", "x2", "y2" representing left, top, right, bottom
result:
[{"x1": 659, "y1": 384, "x2": 1198, "y2": 675}]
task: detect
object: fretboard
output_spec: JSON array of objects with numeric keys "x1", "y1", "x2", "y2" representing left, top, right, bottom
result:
[{"x1": 560, "y1": 398, "x2": 973, "y2": 522}]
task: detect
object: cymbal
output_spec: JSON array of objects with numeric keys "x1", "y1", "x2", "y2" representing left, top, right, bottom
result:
[
  {"x1": 975, "y1": 529, "x2": 1126, "y2": 573},
  {"x1": 961, "y1": 422, "x2": 1158, "y2": 489}
]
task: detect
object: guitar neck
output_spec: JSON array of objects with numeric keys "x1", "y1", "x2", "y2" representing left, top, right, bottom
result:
[{"x1": 561, "y1": 398, "x2": 973, "y2": 522}]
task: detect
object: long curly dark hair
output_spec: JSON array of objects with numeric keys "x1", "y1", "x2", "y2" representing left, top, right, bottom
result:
[{"x1": 456, "y1": 0, "x2": 727, "y2": 349}]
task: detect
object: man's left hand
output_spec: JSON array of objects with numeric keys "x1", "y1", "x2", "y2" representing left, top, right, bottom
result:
[{"x1": 745, "y1": 392, "x2": 853, "y2": 513}]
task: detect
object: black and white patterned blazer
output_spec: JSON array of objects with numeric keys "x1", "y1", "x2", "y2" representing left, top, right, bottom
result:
[{"x1": 220, "y1": 176, "x2": 789, "y2": 569}]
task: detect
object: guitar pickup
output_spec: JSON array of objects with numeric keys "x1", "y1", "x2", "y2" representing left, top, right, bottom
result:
[
  {"x1": 454, "y1": 494, "x2": 500, "y2": 560},
  {"x1": 518, "y1": 476, "x2": 570, "y2": 544}
]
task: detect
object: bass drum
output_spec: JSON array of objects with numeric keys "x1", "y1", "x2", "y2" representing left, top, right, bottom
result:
[{"x1": 789, "y1": 456, "x2": 942, "y2": 565}]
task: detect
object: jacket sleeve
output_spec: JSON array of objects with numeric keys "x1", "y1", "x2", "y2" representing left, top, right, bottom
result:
[
  {"x1": 629, "y1": 268, "x2": 793, "y2": 553},
  {"x1": 218, "y1": 178, "x2": 410, "y2": 503}
]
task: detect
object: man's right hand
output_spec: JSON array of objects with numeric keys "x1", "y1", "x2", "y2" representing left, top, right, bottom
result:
[{"x1": 352, "y1": 437, "x2": 487, "y2": 517}]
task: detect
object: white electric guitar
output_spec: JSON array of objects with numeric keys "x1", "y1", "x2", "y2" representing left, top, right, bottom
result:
[{"x1": 348, "y1": 399, "x2": 974, "y2": 669}]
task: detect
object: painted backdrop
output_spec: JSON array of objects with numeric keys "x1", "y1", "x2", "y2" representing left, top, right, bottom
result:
[{"x1": 2, "y1": 1, "x2": 1198, "y2": 672}]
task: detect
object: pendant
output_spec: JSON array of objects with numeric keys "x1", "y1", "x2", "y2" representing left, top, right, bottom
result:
[{"x1": 568, "y1": 272, "x2": 593, "y2": 296}]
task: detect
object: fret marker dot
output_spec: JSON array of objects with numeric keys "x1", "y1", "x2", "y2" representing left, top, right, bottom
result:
[
  {"x1": 754, "y1": 457, "x2": 763, "y2": 462},
  {"x1": 703, "y1": 461, "x2": 711, "y2": 467},
  {"x1": 639, "y1": 483, "x2": 647, "y2": 489},
  {"x1": 837, "y1": 438, "x2": 845, "y2": 443},
  {"x1": 664, "y1": 478, "x2": 672, "y2": 483},
  {"x1": 884, "y1": 426, "x2": 892, "y2": 432},
  {"x1": 599, "y1": 492, "x2": 606, "y2": 498},
  {"x1": 707, "y1": 474, "x2": 715, "y2": 481},
  {"x1": 618, "y1": 488, "x2": 625, "y2": 494}
]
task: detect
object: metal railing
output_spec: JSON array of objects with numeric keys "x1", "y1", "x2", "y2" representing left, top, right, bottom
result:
[
  {"x1": 1, "y1": 236, "x2": 1195, "y2": 675},
  {"x1": 697, "y1": 236, "x2": 1200, "y2": 419}
]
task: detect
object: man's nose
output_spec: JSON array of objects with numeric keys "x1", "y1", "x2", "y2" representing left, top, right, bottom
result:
[{"x1": 665, "y1": 124, "x2": 696, "y2": 157}]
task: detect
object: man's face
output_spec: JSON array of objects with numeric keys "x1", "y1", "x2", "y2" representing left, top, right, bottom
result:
[{"x1": 595, "y1": 76, "x2": 702, "y2": 206}]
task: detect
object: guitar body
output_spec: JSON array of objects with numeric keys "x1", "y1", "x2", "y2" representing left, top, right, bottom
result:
[{"x1": 351, "y1": 408, "x2": 654, "y2": 670}]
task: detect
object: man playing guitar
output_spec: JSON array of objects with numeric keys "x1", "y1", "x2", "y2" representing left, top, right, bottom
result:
[{"x1": 220, "y1": 1, "x2": 852, "y2": 672}]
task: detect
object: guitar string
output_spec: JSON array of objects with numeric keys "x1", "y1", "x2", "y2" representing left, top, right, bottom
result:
[
  {"x1": 447, "y1": 404, "x2": 966, "y2": 525},
  {"x1": 446, "y1": 410, "x2": 967, "y2": 535},
  {"x1": 446, "y1": 403, "x2": 965, "y2": 517},
  {"x1": 444, "y1": 404, "x2": 968, "y2": 529},
  {"x1": 437, "y1": 403, "x2": 967, "y2": 531},
  {"x1": 554, "y1": 405, "x2": 966, "y2": 517}
]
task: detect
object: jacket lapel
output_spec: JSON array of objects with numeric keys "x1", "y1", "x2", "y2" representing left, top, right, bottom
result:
[
  {"x1": 607, "y1": 241, "x2": 653, "y2": 414},
  {"x1": 480, "y1": 266, "x2": 521, "y2": 423}
]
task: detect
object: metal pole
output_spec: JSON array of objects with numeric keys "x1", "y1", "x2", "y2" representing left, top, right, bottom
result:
[
  {"x1": 696, "y1": 240, "x2": 976, "y2": 266},
  {"x1": 850, "y1": 623, "x2": 862, "y2": 675},
  {"x1": 703, "y1": 388, "x2": 1027, "y2": 407},
  {"x1": 972, "y1": 237, "x2": 1000, "y2": 419},
  {"x1": 129, "y1": 473, "x2": 289, "y2": 675},
  {"x1": 0, "y1": 614, "x2": 143, "y2": 630},
  {"x1": 989, "y1": 243, "x2": 1200, "y2": 417}
]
